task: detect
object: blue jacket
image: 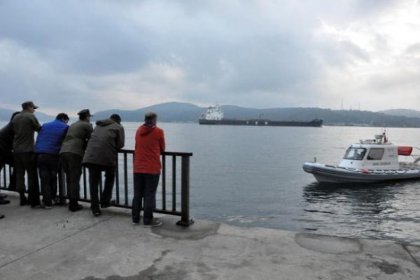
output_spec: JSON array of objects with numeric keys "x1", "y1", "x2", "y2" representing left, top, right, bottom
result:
[{"x1": 35, "y1": 119, "x2": 69, "y2": 154}]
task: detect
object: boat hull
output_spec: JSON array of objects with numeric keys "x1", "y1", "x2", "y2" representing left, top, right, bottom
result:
[
  {"x1": 199, "y1": 119, "x2": 323, "y2": 127},
  {"x1": 303, "y1": 162, "x2": 420, "y2": 183}
]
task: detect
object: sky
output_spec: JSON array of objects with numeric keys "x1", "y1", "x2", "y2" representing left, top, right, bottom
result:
[{"x1": 1, "y1": 0, "x2": 420, "y2": 115}]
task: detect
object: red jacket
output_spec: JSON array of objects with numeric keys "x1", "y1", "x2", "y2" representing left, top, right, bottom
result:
[{"x1": 133, "y1": 124, "x2": 165, "y2": 174}]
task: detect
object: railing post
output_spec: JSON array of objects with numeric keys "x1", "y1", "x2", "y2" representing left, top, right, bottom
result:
[{"x1": 176, "y1": 155, "x2": 194, "y2": 227}]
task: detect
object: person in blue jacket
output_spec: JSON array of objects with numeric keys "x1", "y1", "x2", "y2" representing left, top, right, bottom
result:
[{"x1": 35, "y1": 113, "x2": 69, "y2": 208}]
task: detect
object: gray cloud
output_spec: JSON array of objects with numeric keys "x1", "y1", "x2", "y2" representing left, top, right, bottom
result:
[{"x1": 0, "y1": 0, "x2": 415, "y2": 113}]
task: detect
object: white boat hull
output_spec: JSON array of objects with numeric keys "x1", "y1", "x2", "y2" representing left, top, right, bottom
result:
[{"x1": 303, "y1": 162, "x2": 420, "y2": 184}]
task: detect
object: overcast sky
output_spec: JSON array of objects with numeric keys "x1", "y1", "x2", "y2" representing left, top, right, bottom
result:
[{"x1": 1, "y1": 0, "x2": 420, "y2": 115}]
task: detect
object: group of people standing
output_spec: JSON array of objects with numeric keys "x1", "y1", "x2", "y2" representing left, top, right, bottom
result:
[{"x1": 0, "y1": 101, "x2": 165, "y2": 227}]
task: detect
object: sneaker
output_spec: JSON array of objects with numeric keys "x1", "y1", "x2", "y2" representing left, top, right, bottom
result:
[
  {"x1": 53, "y1": 197, "x2": 59, "y2": 204},
  {"x1": 132, "y1": 221, "x2": 140, "y2": 225},
  {"x1": 92, "y1": 208, "x2": 102, "y2": 217},
  {"x1": 143, "y1": 218, "x2": 162, "y2": 227},
  {"x1": 42, "y1": 204, "x2": 53, "y2": 210},
  {"x1": 100, "y1": 199, "x2": 115, "y2": 208},
  {"x1": 53, "y1": 197, "x2": 66, "y2": 206},
  {"x1": 69, "y1": 204, "x2": 83, "y2": 212}
]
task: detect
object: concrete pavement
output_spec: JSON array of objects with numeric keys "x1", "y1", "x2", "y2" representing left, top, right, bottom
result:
[{"x1": 0, "y1": 192, "x2": 419, "y2": 280}]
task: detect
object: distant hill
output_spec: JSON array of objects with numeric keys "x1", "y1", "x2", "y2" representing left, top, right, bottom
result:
[
  {"x1": 93, "y1": 102, "x2": 203, "y2": 123},
  {"x1": 3, "y1": 103, "x2": 420, "y2": 127},
  {"x1": 93, "y1": 102, "x2": 420, "y2": 128},
  {"x1": 380, "y1": 109, "x2": 420, "y2": 118}
]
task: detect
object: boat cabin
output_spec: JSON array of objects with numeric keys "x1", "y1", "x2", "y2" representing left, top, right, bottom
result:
[{"x1": 338, "y1": 134, "x2": 404, "y2": 170}]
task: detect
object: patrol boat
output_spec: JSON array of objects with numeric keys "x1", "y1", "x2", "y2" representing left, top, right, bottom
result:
[{"x1": 303, "y1": 132, "x2": 420, "y2": 183}]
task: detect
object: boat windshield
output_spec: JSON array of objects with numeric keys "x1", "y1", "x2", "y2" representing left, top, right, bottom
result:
[{"x1": 343, "y1": 147, "x2": 366, "y2": 160}]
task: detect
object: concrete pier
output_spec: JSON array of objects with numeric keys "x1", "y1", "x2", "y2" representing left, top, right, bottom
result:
[{"x1": 0, "y1": 192, "x2": 419, "y2": 279}]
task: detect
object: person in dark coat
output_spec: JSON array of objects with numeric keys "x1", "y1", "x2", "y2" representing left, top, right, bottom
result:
[
  {"x1": 35, "y1": 113, "x2": 69, "y2": 208},
  {"x1": 83, "y1": 114, "x2": 125, "y2": 217},
  {"x1": 60, "y1": 109, "x2": 93, "y2": 212},
  {"x1": 0, "y1": 111, "x2": 20, "y2": 189},
  {"x1": 0, "y1": 111, "x2": 20, "y2": 210},
  {"x1": 12, "y1": 101, "x2": 42, "y2": 207}
]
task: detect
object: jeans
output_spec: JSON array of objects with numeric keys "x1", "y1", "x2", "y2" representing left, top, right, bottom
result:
[
  {"x1": 14, "y1": 152, "x2": 40, "y2": 206},
  {"x1": 85, "y1": 163, "x2": 115, "y2": 210},
  {"x1": 132, "y1": 173, "x2": 160, "y2": 224},
  {"x1": 60, "y1": 153, "x2": 82, "y2": 201},
  {"x1": 37, "y1": 154, "x2": 60, "y2": 206}
]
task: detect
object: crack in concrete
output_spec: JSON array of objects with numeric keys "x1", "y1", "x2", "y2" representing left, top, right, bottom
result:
[
  {"x1": 402, "y1": 244, "x2": 420, "y2": 268},
  {"x1": 0, "y1": 216, "x2": 114, "y2": 270}
]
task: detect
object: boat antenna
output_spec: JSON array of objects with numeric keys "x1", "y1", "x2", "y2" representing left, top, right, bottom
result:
[{"x1": 383, "y1": 129, "x2": 388, "y2": 143}]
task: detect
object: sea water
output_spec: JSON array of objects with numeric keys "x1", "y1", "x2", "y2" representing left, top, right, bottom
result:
[
  {"x1": 133, "y1": 122, "x2": 420, "y2": 245},
  {"x1": 2, "y1": 120, "x2": 420, "y2": 245}
]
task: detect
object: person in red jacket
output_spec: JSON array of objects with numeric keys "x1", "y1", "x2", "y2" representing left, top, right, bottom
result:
[{"x1": 132, "y1": 112, "x2": 165, "y2": 227}]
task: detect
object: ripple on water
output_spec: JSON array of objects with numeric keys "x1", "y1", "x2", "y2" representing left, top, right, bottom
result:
[{"x1": 300, "y1": 181, "x2": 420, "y2": 244}]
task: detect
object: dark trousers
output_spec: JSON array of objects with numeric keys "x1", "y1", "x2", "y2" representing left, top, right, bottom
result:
[
  {"x1": 60, "y1": 153, "x2": 82, "y2": 201},
  {"x1": 14, "y1": 152, "x2": 40, "y2": 206},
  {"x1": 132, "y1": 173, "x2": 160, "y2": 224},
  {"x1": 0, "y1": 149, "x2": 16, "y2": 190},
  {"x1": 86, "y1": 163, "x2": 115, "y2": 210},
  {"x1": 37, "y1": 154, "x2": 60, "y2": 206}
]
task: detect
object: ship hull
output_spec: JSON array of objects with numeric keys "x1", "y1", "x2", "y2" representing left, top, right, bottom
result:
[
  {"x1": 199, "y1": 119, "x2": 323, "y2": 127},
  {"x1": 303, "y1": 162, "x2": 420, "y2": 183}
]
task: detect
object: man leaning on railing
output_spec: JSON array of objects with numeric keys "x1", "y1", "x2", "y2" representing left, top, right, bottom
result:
[{"x1": 83, "y1": 114, "x2": 125, "y2": 217}]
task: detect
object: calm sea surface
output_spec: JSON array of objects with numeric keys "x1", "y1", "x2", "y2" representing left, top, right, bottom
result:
[
  {"x1": 128, "y1": 122, "x2": 420, "y2": 245},
  {"x1": 2, "y1": 120, "x2": 420, "y2": 244}
]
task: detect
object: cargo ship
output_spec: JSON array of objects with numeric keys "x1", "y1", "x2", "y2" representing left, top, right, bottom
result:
[{"x1": 198, "y1": 105, "x2": 323, "y2": 127}]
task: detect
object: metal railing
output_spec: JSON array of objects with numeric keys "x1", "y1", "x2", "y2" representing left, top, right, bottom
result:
[{"x1": 0, "y1": 150, "x2": 194, "y2": 226}]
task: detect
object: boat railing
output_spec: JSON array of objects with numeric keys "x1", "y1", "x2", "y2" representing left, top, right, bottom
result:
[{"x1": 0, "y1": 150, "x2": 194, "y2": 226}]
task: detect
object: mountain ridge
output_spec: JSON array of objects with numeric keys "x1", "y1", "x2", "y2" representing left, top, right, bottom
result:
[
  {"x1": 92, "y1": 102, "x2": 420, "y2": 128},
  {"x1": 2, "y1": 103, "x2": 420, "y2": 128}
]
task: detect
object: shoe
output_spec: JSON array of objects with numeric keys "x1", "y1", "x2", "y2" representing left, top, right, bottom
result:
[
  {"x1": 53, "y1": 197, "x2": 63, "y2": 206},
  {"x1": 132, "y1": 221, "x2": 140, "y2": 225},
  {"x1": 43, "y1": 205, "x2": 53, "y2": 209},
  {"x1": 30, "y1": 204, "x2": 41, "y2": 208},
  {"x1": 132, "y1": 216, "x2": 141, "y2": 225},
  {"x1": 69, "y1": 204, "x2": 83, "y2": 212},
  {"x1": 92, "y1": 208, "x2": 102, "y2": 217},
  {"x1": 0, "y1": 198, "x2": 10, "y2": 205},
  {"x1": 0, "y1": 214, "x2": 4, "y2": 219},
  {"x1": 54, "y1": 199, "x2": 67, "y2": 206},
  {"x1": 143, "y1": 218, "x2": 162, "y2": 227},
  {"x1": 100, "y1": 199, "x2": 115, "y2": 208}
]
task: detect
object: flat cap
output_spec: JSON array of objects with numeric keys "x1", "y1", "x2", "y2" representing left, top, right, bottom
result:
[
  {"x1": 21, "y1": 101, "x2": 39, "y2": 110},
  {"x1": 77, "y1": 109, "x2": 92, "y2": 116}
]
